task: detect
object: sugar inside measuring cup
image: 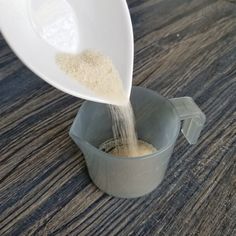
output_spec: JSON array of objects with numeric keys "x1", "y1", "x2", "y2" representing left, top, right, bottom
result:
[
  {"x1": 70, "y1": 86, "x2": 206, "y2": 198},
  {"x1": 0, "y1": 0, "x2": 134, "y2": 105}
]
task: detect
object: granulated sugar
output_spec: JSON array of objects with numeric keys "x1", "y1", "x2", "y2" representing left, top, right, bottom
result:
[
  {"x1": 100, "y1": 139, "x2": 157, "y2": 157},
  {"x1": 110, "y1": 140, "x2": 157, "y2": 157},
  {"x1": 109, "y1": 102, "x2": 139, "y2": 156},
  {"x1": 55, "y1": 50, "x2": 127, "y2": 105},
  {"x1": 56, "y1": 49, "x2": 156, "y2": 157}
]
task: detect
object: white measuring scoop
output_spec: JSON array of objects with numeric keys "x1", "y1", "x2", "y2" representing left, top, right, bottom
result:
[{"x1": 0, "y1": 0, "x2": 134, "y2": 105}]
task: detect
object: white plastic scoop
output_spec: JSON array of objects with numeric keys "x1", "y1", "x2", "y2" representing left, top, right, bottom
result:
[{"x1": 0, "y1": 0, "x2": 134, "y2": 105}]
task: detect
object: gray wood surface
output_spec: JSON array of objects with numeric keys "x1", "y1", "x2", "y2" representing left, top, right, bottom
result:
[{"x1": 1, "y1": 0, "x2": 236, "y2": 235}]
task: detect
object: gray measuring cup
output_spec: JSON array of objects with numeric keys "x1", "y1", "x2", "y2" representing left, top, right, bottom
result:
[{"x1": 70, "y1": 86, "x2": 206, "y2": 198}]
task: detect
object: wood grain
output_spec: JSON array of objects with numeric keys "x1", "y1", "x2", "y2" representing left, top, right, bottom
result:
[{"x1": 0, "y1": 0, "x2": 236, "y2": 235}]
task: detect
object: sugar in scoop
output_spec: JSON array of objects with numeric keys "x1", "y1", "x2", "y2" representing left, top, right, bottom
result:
[{"x1": 56, "y1": 50, "x2": 128, "y2": 105}]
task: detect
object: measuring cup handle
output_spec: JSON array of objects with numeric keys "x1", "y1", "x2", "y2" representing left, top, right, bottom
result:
[{"x1": 169, "y1": 97, "x2": 206, "y2": 144}]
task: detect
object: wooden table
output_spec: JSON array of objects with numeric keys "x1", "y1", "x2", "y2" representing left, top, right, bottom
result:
[{"x1": 1, "y1": 0, "x2": 236, "y2": 235}]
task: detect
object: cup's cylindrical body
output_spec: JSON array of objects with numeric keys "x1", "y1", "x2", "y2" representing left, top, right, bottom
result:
[
  {"x1": 81, "y1": 143, "x2": 175, "y2": 198},
  {"x1": 70, "y1": 86, "x2": 181, "y2": 198}
]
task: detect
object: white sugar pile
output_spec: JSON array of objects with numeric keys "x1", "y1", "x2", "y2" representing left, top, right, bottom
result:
[{"x1": 56, "y1": 50, "x2": 127, "y2": 105}]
